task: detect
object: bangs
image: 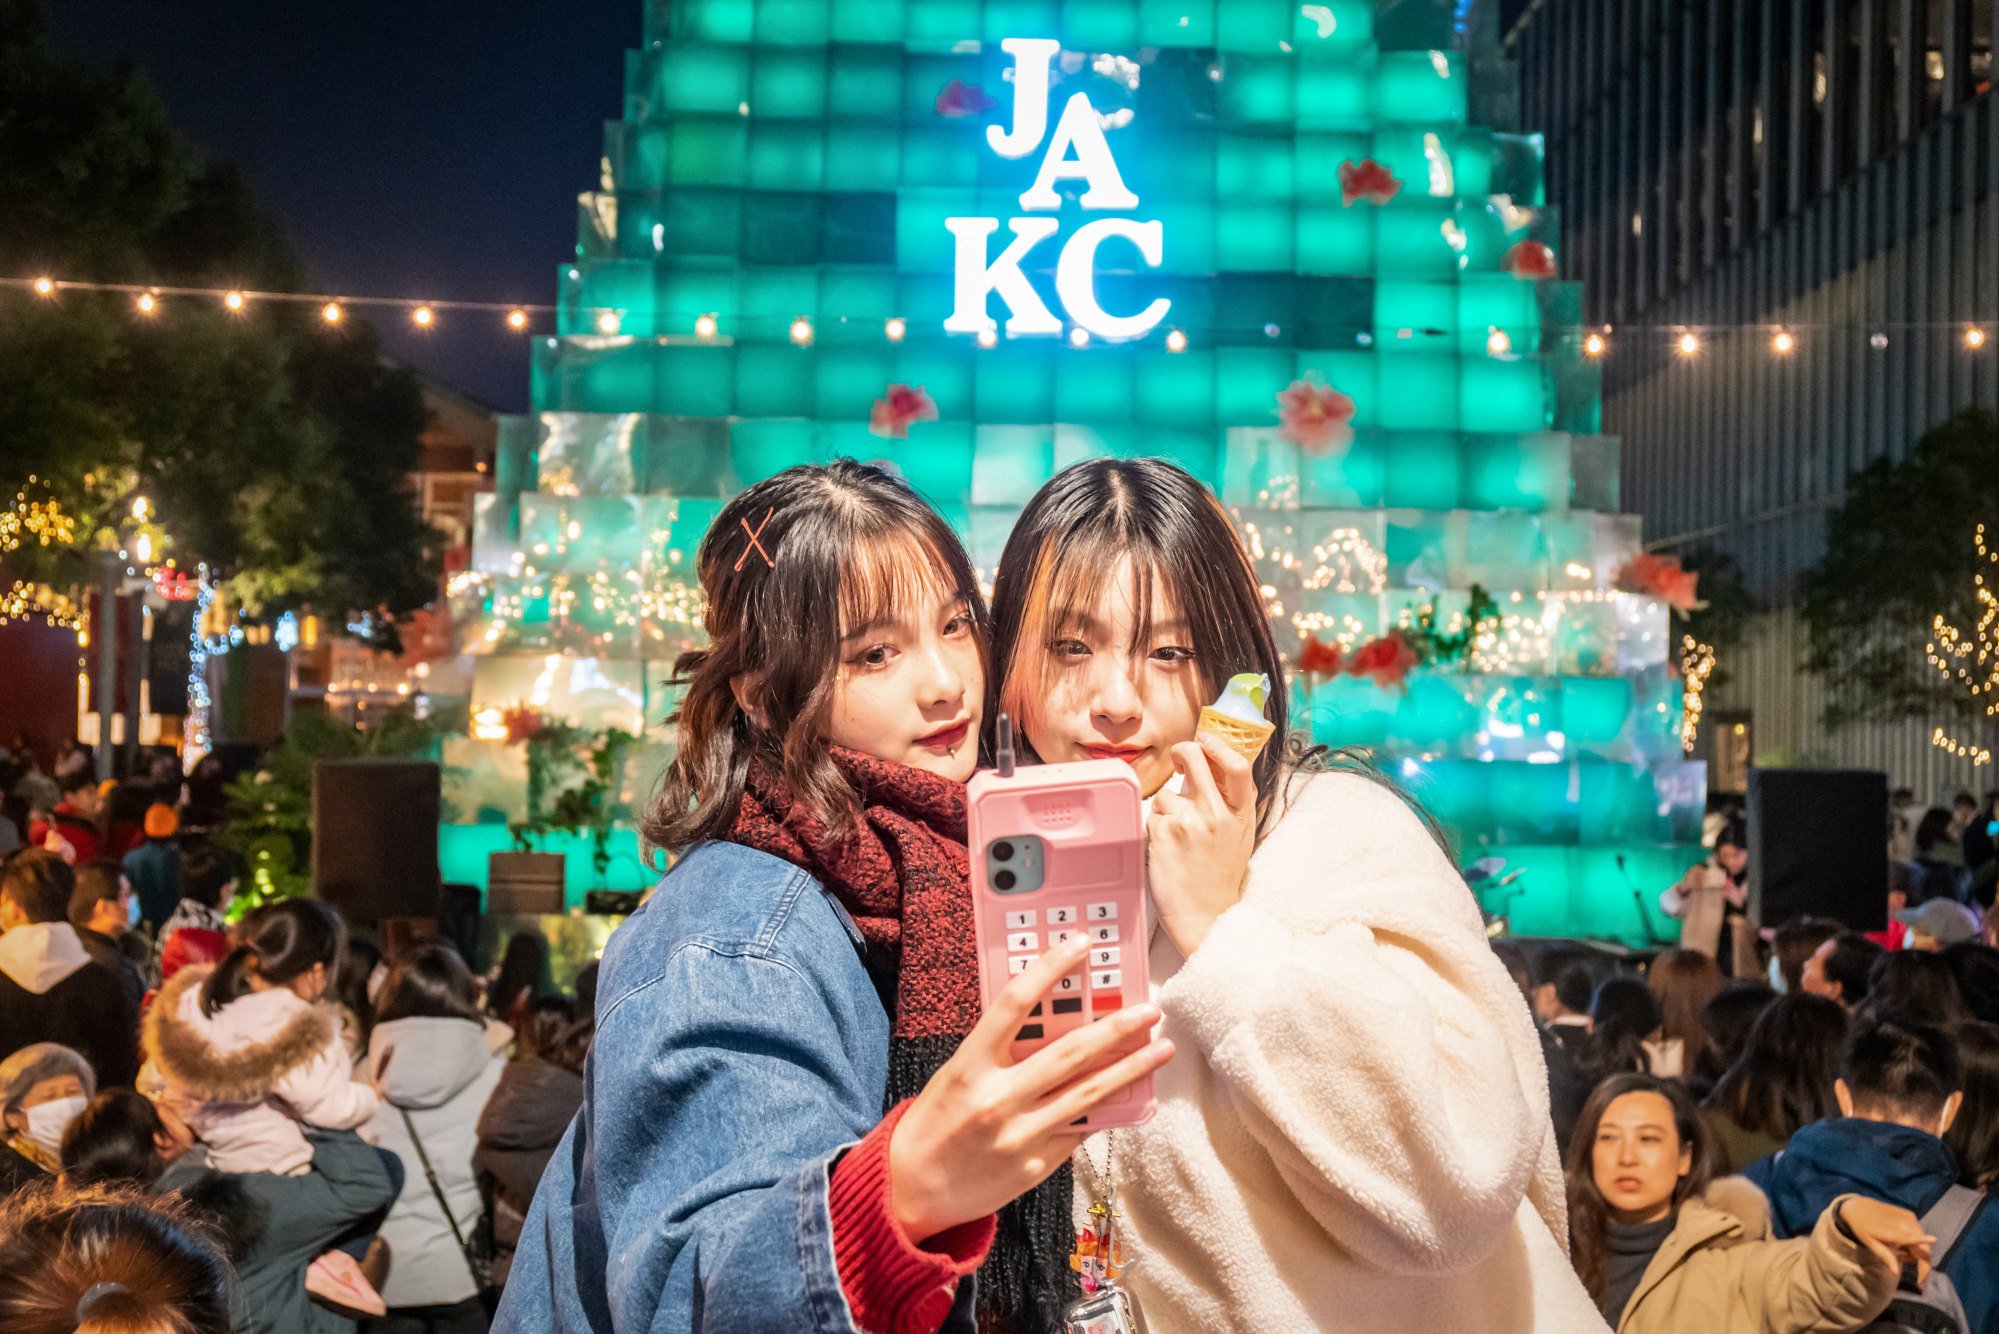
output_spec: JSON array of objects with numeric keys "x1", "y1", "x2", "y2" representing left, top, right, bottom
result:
[
  {"x1": 837, "y1": 524, "x2": 972, "y2": 639},
  {"x1": 1002, "y1": 524, "x2": 1171, "y2": 715}
]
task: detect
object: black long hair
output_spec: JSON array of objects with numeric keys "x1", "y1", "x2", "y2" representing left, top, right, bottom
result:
[
  {"x1": 1947, "y1": 1022, "x2": 1999, "y2": 1190},
  {"x1": 199, "y1": 900, "x2": 343, "y2": 1018},
  {"x1": 58, "y1": 1090, "x2": 168, "y2": 1190},
  {"x1": 643, "y1": 459, "x2": 987, "y2": 854},
  {"x1": 1703, "y1": 993, "x2": 1847, "y2": 1142}
]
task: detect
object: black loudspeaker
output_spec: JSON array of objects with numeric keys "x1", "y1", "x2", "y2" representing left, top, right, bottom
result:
[
  {"x1": 312, "y1": 759, "x2": 441, "y2": 930},
  {"x1": 1747, "y1": 768, "x2": 1889, "y2": 933}
]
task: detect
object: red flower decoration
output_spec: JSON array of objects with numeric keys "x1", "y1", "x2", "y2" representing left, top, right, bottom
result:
[
  {"x1": 1277, "y1": 378, "x2": 1357, "y2": 454},
  {"x1": 1338, "y1": 158, "x2": 1403, "y2": 207},
  {"x1": 1614, "y1": 553, "x2": 1706, "y2": 615},
  {"x1": 1297, "y1": 634, "x2": 1345, "y2": 682},
  {"x1": 869, "y1": 384, "x2": 939, "y2": 440},
  {"x1": 500, "y1": 704, "x2": 547, "y2": 745},
  {"x1": 1502, "y1": 240, "x2": 1557, "y2": 280},
  {"x1": 935, "y1": 79, "x2": 998, "y2": 119},
  {"x1": 1347, "y1": 631, "x2": 1420, "y2": 690}
]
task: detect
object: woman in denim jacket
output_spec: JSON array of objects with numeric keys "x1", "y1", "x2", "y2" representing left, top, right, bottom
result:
[{"x1": 497, "y1": 461, "x2": 1172, "y2": 1334}]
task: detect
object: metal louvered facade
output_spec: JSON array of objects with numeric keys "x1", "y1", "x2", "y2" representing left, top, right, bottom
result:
[{"x1": 1507, "y1": 0, "x2": 1999, "y2": 796}]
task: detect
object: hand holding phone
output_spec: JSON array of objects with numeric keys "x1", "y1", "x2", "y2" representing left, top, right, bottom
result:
[{"x1": 887, "y1": 936, "x2": 1173, "y2": 1242}]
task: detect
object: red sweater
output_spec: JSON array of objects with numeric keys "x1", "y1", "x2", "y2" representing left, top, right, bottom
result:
[{"x1": 827, "y1": 1100, "x2": 996, "y2": 1334}]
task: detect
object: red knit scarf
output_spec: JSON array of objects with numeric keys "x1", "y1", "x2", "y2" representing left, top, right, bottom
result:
[
  {"x1": 726, "y1": 746, "x2": 980, "y2": 1042},
  {"x1": 723, "y1": 746, "x2": 1074, "y2": 1333}
]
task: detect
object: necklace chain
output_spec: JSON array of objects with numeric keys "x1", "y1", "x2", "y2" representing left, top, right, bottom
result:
[{"x1": 1079, "y1": 1129, "x2": 1118, "y2": 1203}]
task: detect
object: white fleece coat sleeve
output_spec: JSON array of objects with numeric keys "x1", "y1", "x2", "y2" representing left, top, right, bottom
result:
[
  {"x1": 274, "y1": 1040, "x2": 380, "y2": 1131},
  {"x1": 1156, "y1": 771, "x2": 1558, "y2": 1275}
]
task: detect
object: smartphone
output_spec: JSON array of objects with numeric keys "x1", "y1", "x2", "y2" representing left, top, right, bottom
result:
[{"x1": 967, "y1": 743, "x2": 1154, "y2": 1129}]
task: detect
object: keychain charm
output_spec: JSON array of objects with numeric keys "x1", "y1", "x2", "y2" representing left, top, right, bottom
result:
[{"x1": 1064, "y1": 1187, "x2": 1146, "y2": 1334}]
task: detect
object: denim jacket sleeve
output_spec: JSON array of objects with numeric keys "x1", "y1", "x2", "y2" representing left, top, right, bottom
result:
[{"x1": 495, "y1": 844, "x2": 971, "y2": 1334}]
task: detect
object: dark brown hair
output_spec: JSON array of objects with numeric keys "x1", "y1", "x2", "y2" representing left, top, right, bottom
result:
[
  {"x1": 200, "y1": 899, "x2": 344, "y2": 1018},
  {"x1": 1703, "y1": 992, "x2": 1847, "y2": 1142},
  {"x1": 645, "y1": 459, "x2": 987, "y2": 852},
  {"x1": 69, "y1": 860, "x2": 124, "y2": 930},
  {"x1": 2, "y1": 849, "x2": 76, "y2": 924},
  {"x1": 1647, "y1": 948, "x2": 1725, "y2": 1055},
  {"x1": 374, "y1": 944, "x2": 484, "y2": 1026},
  {"x1": 1946, "y1": 1021, "x2": 1999, "y2": 1189},
  {"x1": 1564, "y1": 1073, "x2": 1714, "y2": 1303},
  {"x1": 0, "y1": 1181, "x2": 231, "y2": 1333}
]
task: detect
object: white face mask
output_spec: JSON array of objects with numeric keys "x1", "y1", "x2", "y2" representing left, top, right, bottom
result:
[
  {"x1": 21, "y1": 1095, "x2": 86, "y2": 1155},
  {"x1": 126, "y1": 895, "x2": 142, "y2": 929}
]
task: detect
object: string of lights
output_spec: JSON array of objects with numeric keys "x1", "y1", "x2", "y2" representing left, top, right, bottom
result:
[{"x1": 13, "y1": 275, "x2": 1999, "y2": 357}]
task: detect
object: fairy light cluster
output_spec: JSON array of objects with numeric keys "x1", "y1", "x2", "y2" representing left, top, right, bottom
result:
[
  {"x1": 1679, "y1": 636, "x2": 1716, "y2": 753},
  {"x1": 1926, "y1": 522, "x2": 1999, "y2": 766},
  {"x1": 185, "y1": 570, "x2": 217, "y2": 758}
]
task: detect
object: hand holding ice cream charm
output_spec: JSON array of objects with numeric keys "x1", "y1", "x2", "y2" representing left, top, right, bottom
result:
[{"x1": 1146, "y1": 674, "x2": 1268, "y2": 958}]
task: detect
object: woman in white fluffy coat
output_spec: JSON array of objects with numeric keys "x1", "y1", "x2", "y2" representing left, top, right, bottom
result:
[{"x1": 989, "y1": 458, "x2": 1606, "y2": 1333}]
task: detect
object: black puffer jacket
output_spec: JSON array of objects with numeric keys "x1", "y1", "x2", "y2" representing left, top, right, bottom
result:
[{"x1": 473, "y1": 1055, "x2": 583, "y2": 1285}]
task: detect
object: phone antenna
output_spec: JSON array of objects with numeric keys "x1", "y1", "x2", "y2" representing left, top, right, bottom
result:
[{"x1": 996, "y1": 712, "x2": 1015, "y2": 778}]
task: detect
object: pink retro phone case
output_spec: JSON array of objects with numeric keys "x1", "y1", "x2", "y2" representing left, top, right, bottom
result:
[{"x1": 967, "y1": 747, "x2": 1154, "y2": 1129}]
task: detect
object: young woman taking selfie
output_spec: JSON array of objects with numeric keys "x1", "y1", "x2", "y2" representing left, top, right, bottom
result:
[
  {"x1": 497, "y1": 461, "x2": 1171, "y2": 1334},
  {"x1": 986, "y1": 457, "x2": 1601, "y2": 1332}
]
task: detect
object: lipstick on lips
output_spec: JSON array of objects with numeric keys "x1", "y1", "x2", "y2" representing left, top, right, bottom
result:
[
  {"x1": 1082, "y1": 743, "x2": 1146, "y2": 765},
  {"x1": 917, "y1": 719, "x2": 970, "y2": 750}
]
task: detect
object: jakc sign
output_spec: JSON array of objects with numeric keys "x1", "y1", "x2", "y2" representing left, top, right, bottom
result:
[{"x1": 944, "y1": 38, "x2": 1171, "y2": 342}]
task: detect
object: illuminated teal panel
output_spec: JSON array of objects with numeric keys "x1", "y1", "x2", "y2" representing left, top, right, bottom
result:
[
  {"x1": 655, "y1": 346, "x2": 734, "y2": 416},
  {"x1": 825, "y1": 125, "x2": 901, "y2": 189},
  {"x1": 974, "y1": 347, "x2": 1055, "y2": 420},
  {"x1": 1460, "y1": 358, "x2": 1551, "y2": 433},
  {"x1": 1055, "y1": 349, "x2": 1132, "y2": 423},
  {"x1": 1373, "y1": 51, "x2": 1467, "y2": 124},
  {"x1": 1381, "y1": 433, "x2": 1462, "y2": 509},
  {"x1": 750, "y1": 50, "x2": 827, "y2": 118},
  {"x1": 1139, "y1": 0, "x2": 1213, "y2": 45},
  {"x1": 1062, "y1": 0, "x2": 1140, "y2": 48},
  {"x1": 1215, "y1": 56, "x2": 1293, "y2": 122},
  {"x1": 972, "y1": 426, "x2": 1055, "y2": 506},
  {"x1": 1464, "y1": 433, "x2": 1567, "y2": 510},
  {"x1": 1291, "y1": 0, "x2": 1373, "y2": 52},
  {"x1": 1215, "y1": 199, "x2": 1292, "y2": 271},
  {"x1": 906, "y1": 0, "x2": 978, "y2": 41},
  {"x1": 732, "y1": 418, "x2": 823, "y2": 478},
  {"x1": 1216, "y1": 134, "x2": 1294, "y2": 199},
  {"x1": 675, "y1": 0, "x2": 755, "y2": 45},
  {"x1": 1373, "y1": 355, "x2": 1458, "y2": 430},
  {"x1": 830, "y1": 0, "x2": 901, "y2": 39},
  {"x1": 1561, "y1": 678, "x2": 1636, "y2": 751},
  {"x1": 1373, "y1": 199, "x2": 1459, "y2": 277},
  {"x1": 1214, "y1": 349, "x2": 1293, "y2": 422},
  {"x1": 1133, "y1": 350, "x2": 1214, "y2": 426},
  {"x1": 1294, "y1": 57, "x2": 1373, "y2": 128},
  {"x1": 755, "y1": 0, "x2": 828, "y2": 45},
  {"x1": 1373, "y1": 280, "x2": 1454, "y2": 342},
  {"x1": 747, "y1": 125, "x2": 825, "y2": 189},
  {"x1": 658, "y1": 46, "x2": 748, "y2": 115},
  {"x1": 669, "y1": 121, "x2": 748, "y2": 186},
  {"x1": 827, "y1": 48, "x2": 899, "y2": 114}
]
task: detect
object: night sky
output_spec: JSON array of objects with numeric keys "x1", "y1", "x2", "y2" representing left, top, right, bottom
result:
[{"x1": 49, "y1": 0, "x2": 1539, "y2": 414}]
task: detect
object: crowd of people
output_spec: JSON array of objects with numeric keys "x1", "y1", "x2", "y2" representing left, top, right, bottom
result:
[
  {"x1": 0, "y1": 742, "x2": 595, "y2": 1333},
  {"x1": 1, "y1": 459, "x2": 1997, "y2": 1334}
]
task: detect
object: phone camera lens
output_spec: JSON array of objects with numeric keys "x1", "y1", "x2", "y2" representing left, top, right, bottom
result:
[
  {"x1": 994, "y1": 869, "x2": 1017, "y2": 891},
  {"x1": 992, "y1": 840, "x2": 1014, "y2": 862}
]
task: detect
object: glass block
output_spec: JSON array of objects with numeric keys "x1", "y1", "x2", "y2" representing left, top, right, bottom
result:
[
  {"x1": 732, "y1": 418, "x2": 824, "y2": 479},
  {"x1": 1139, "y1": 0, "x2": 1213, "y2": 45},
  {"x1": 470, "y1": 493, "x2": 518, "y2": 576},
  {"x1": 1372, "y1": 51, "x2": 1467, "y2": 125},
  {"x1": 1381, "y1": 432, "x2": 1463, "y2": 509},
  {"x1": 536, "y1": 413, "x2": 642, "y2": 496},
  {"x1": 642, "y1": 418, "x2": 737, "y2": 497},
  {"x1": 750, "y1": 49, "x2": 827, "y2": 118},
  {"x1": 1373, "y1": 354, "x2": 1458, "y2": 430},
  {"x1": 1213, "y1": 55, "x2": 1293, "y2": 122},
  {"x1": 972, "y1": 427, "x2": 1055, "y2": 507},
  {"x1": 655, "y1": 346, "x2": 735, "y2": 416},
  {"x1": 470, "y1": 656, "x2": 647, "y2": 735},
  {"x1": 1295, "y1": 56, "x2": 1373, "y2": 128},
  {"x1": 1460, "y1": 357, "x2": 1550, "y2": 433},
  {"x1": 1464, "y1": 432, "x2": 1569, "y2": 511},
  {"x1": 668, "y1": 120, "x2": 748, "y2": 186},
  {"x1": 1571, "y1": 434, "x2": 1621, "y2": 511},
  {"x1": 755, "y1": 0, "x2": 829, "y2": 45},
  {"x1": 734, "y1": 344, "x2": 816, "y2": 417},
  {"x1": 659, "y1": 45, "x2": 748, "y2": 115}
]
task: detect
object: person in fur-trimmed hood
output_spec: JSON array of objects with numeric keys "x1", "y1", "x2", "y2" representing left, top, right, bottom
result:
[{"x1": 143, "y1": 902, "x2": 378, "y2": 1176}]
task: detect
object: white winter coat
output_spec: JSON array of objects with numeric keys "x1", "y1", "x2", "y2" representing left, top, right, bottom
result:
[
  {"x1": 144, "y1": 965, "x2": 378, "y2": 1175},
  {"x1": 1077, "y1": 770, "x2": 1608, "y2": 1333},
  {"x1": 365, "y1": 1016, "x2": 504, "y2": 1308}
]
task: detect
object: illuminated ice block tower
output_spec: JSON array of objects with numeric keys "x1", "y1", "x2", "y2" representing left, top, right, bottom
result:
[{"x1": 453, "y1": 0, "x2": 1705, "y2": 940}]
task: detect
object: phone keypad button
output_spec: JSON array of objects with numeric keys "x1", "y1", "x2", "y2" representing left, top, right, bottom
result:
[
  {"x1": 1053, "y1": 974, "x2": 1081, "y2": 993},
  {"x1": 1091, "y1": 925, "x2": 1119, "y2": 943},
  {"x1": 1016, "y1": 1024, "x2": 1044, "y2": 1041},
  {"x1": 1091, "y1": 946, "x2": 1120, "y2": 967},
  {"x1": 1004, "y1": 910, "x2": 1037, "y2": 929},
  {"x1": 1051, "y1": 928, "x2": 1082, "y2": 947},
  {"x1": 1006, "y1": 931, "x2": 1038, "y2": 952},
  {"x1": 1087, "y1": 902, "x2": 1117, "y2": 920},
  {"x1": 1090, "y1": 969, "x2": 1122, "y2": 990},
  {"x1": 1007, "y1": 955, "x2": 1035, "y2": 975},
  {"x1": 1051, "y1": 997, "x2": 1083, "y2": 1015},
  {"x1": 1092, "y1": 992, "x2": 1122, "y2": 1014},
  {"x1": 1048, "y1": 907, "x2": 1078, "y2": 925}
]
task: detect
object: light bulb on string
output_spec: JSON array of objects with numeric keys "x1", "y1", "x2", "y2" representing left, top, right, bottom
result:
[
  {"x1": 1677, "y1": 331, "x2": 1701, "y2": 356},
  {"x1": 320, "y1": 301, "x2": 344, "y2": 325},
  {"x1": 976, "y1": 327, "x2": 998, "y2": 349},
  {"x1": 789, "y1": 316, "x2": 814, "y2": 346},
  {"x1": 135, "y1": 292, "x2": 158, "y2": 316},
  {"x1": 1967, "y1": 325, "x2": 1988, "y2": 350},
  {"x1": 1068, "y1": 327, "x2": 1091, "y2": 349},
  {"x1": 596, "y1": 311, "x2": 622, "y2": 335},
  {"x1": 32, "y1": 277, "x2": 55, "y2": 298},
  {"x1": 1166, "y1": 329, "x2": 1188, "y2": 353},
  {"x1": 884, "y1": 317, "x2": 906, "y2": 342},
  {"x1": 223, "y1": 291, "x2": 247, "y2": 313},
  {"x1": 1771, "y1": 329, "x2": 1794, "y2": 355},
  {"x1": 695, "y1": 313, "x2": 718, "y2": 338},
  {"x1": 411, "y1": 305, "x2": 435, "y2": 329},
  {"x1": 1486, "y1": 327, "x2": 1512, "y2": 356},
  {"x1": 506, "y1": 308, "x2": 529, "y2": 331},
  {"x1": 1583, "y1": 332, "x2": 1607, "y2": 358}
]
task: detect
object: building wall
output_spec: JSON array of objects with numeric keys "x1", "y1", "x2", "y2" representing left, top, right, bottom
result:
[{"x1": 1508, "y1": 0, "x2": 1999, "y2": 798}]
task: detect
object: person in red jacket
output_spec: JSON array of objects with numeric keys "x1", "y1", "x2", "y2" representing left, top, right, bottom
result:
[{"x1": 27, "y1": 768, "x2": 106, "y2": 865}]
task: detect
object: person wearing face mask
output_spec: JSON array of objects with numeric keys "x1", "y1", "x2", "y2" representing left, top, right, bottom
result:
[
  {"x1": 986, "y1": 458, "x2": 1601, "y2": 1332},
  {"x1": 0, "y1": 1043, "x2": 95, "y2": 1192},
  {"x1": 0, "y1": 849, "x2": 140, "y2": 1089},
  {"x1": 1745, "y1": 1019, "x2": 1999, "y2": 1334},
  {"x1": 1565, "y1": 1072, "x2": 1921, "y2": 1332},
  {"x1": 68, "y1": 859, "x2": 153, "y2": 1007}
]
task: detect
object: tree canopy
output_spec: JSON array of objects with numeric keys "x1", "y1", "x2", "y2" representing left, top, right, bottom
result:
[
  {"x1": 1799, "y1": 407, "x2": 1999, "y2": 733},
  {"x1": 0, "y1": 0, "x2": 437, "y2": 647}
]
